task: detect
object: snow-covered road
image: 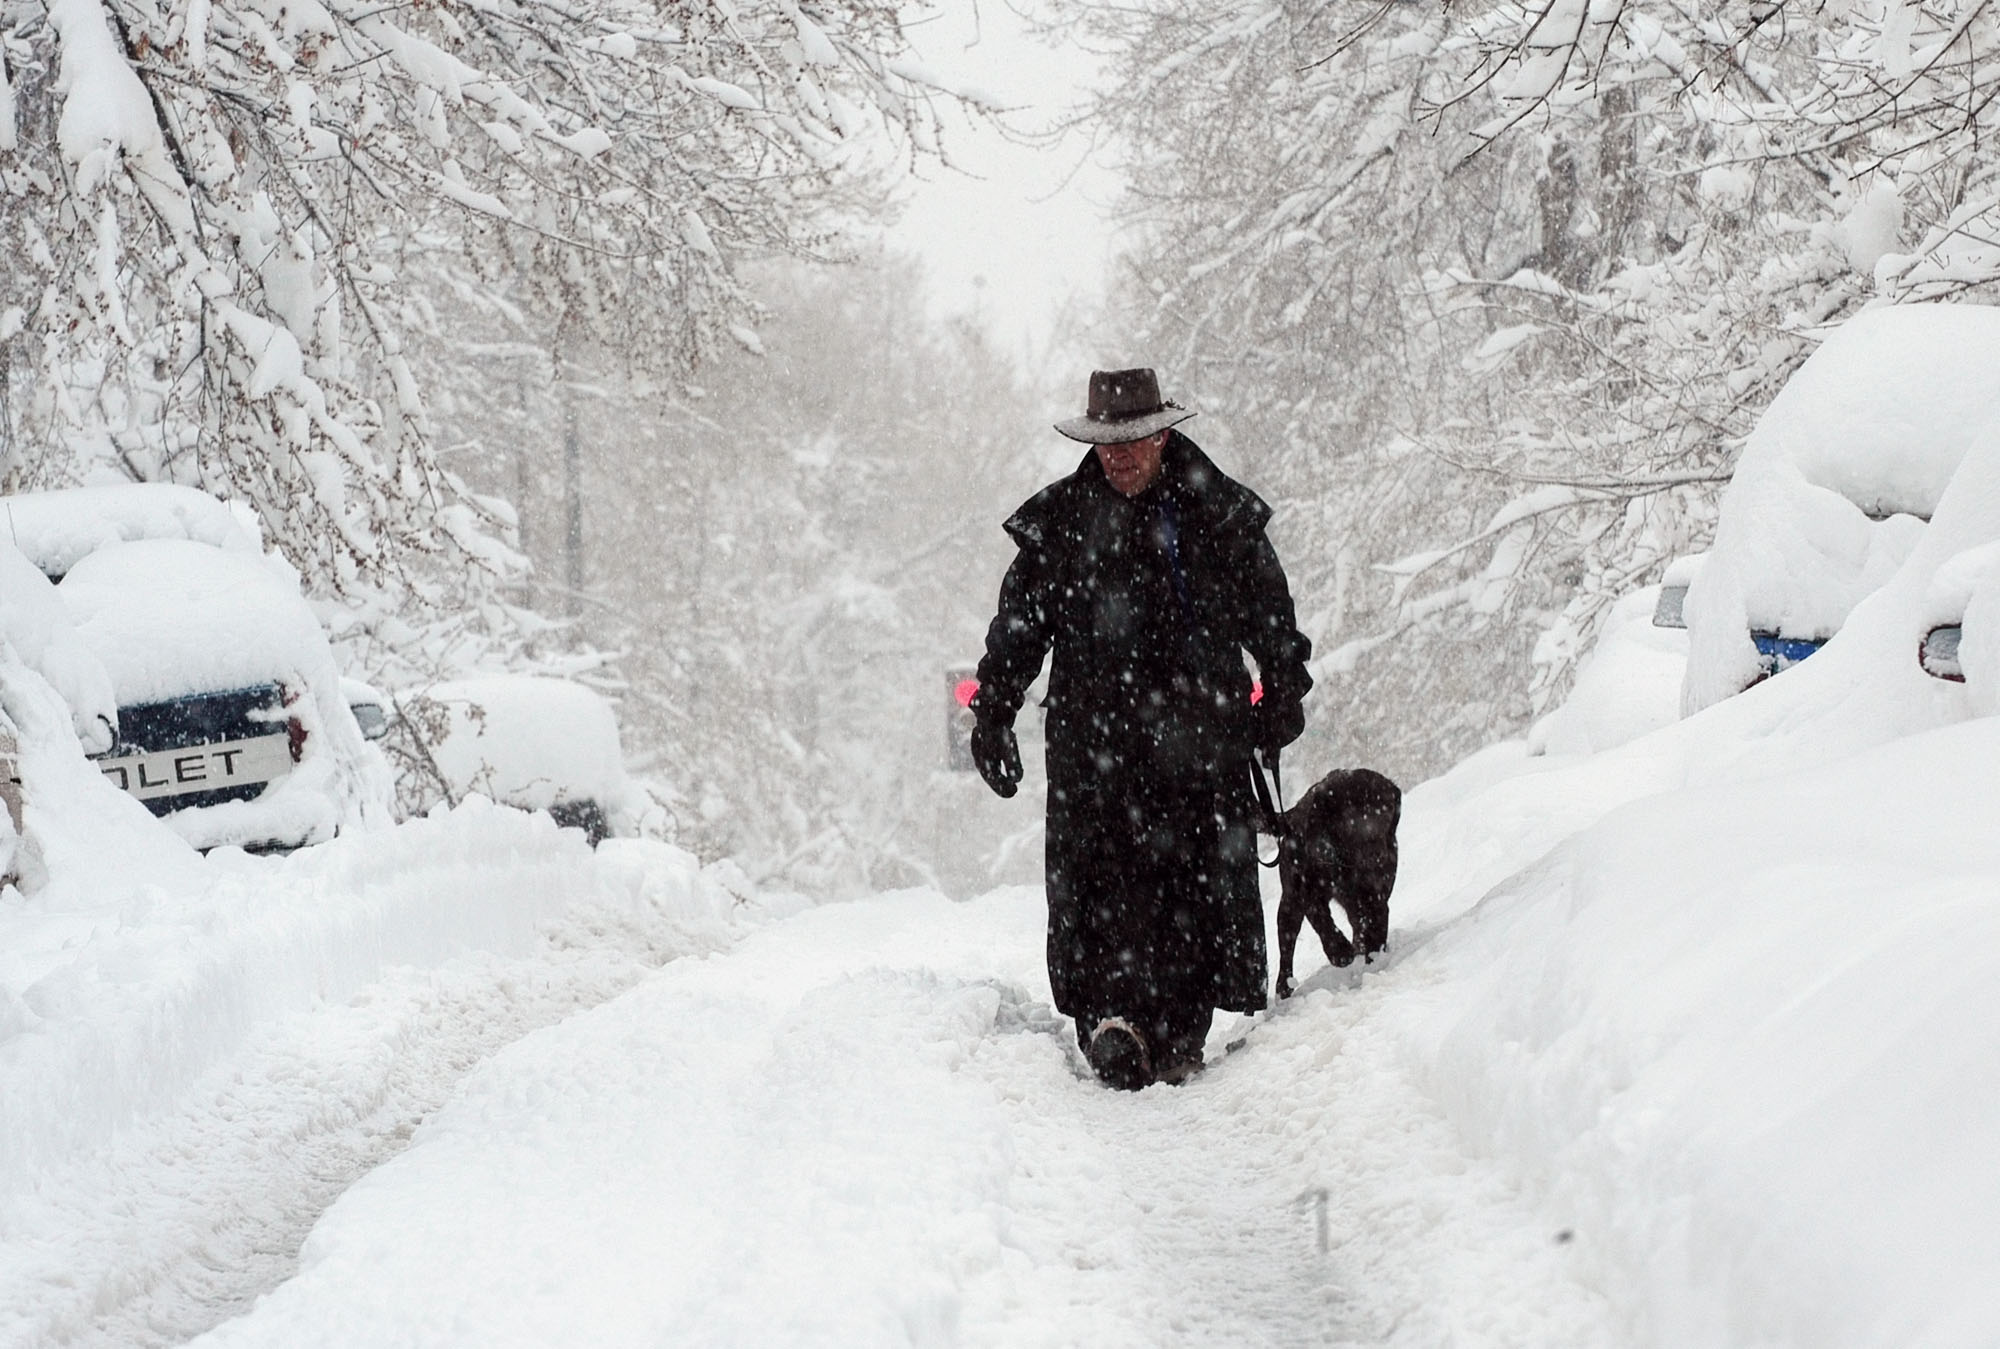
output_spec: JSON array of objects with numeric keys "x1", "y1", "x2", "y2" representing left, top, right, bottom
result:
[
  {"x1": 148, "y1": 885, "x2": 1609, "y2": 1348},
  {"x1": 8, "y1": 938, "x2": 654, "y2": 1346},
  {"x1": 0, "y1": 806, "x2": 769, "y2": 1348},
  {"x1": 11, "y1": 670, "x2": 2000, "y2": 1346}
]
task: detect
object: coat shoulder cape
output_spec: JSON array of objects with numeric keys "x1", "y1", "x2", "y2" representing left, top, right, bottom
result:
[{"x1": 1000, "y1": 433, "x2": 1271, "y2": 550}]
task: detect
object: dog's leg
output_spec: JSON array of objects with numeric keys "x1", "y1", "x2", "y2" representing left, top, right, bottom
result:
[
  {"x1": 1338, "y1": 893, "x2": 1383, "y2": 962},
  {"x1": 1275, "y1": 876, "x2": 1306, "y2": 999},
  {"x1": 1356, "y1": 895, "x2": 1389, "y2": 960},
  {"x1": 1344, "y1": 844, "x2": 1397, "y2": 962},
  {"x1": 1305, "y1": 891, "x2": 1356, "y2": 970}
]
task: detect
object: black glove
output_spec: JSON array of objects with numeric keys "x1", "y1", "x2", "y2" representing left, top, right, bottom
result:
[
  {"x1": 970, "y1": 720, "x2": 1022, "y2": 799},
  {"x1": 1254, "y1": 697, "x2": 1305, "y2": 757}
]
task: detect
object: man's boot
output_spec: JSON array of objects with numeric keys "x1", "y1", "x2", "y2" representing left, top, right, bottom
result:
[{"x1": 1085, "y1": 1017, "x2": 1153, "y2": 1090}]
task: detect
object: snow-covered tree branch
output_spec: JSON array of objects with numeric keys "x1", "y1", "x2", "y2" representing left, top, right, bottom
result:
[
  {"x1": 1056, "y1": 0, "x2": 2000, "y2": 777},
  {"x1": 2, "y1": 0, "x2": 972, "y2": 645}
]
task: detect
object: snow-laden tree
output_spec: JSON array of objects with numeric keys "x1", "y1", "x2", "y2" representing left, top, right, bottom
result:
[
  {"x1": 429, "y1": 251, "x2": 1042, "y2": 893},
  {"x1": 0, "y1": 0, "x2": 973, "y2": 660},
  {"x1": 1058, "y1": 0, "x2": 2000, "y2": 778}
]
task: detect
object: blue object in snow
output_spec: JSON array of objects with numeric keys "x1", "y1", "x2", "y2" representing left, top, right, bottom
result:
[{"x1": 1751, "y1": 632, "x2": 1826, "y2": 674}]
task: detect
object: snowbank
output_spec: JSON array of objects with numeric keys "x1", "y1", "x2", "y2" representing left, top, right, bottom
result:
[
  {"x1": 0, "y1": 802, "x2": 740, "y2": 1205},
  {"x1": 1406, "y1": 717, "x2": 2000, "y2": 1347}
]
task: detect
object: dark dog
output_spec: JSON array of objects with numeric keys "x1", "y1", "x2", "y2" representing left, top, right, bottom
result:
[{"x1": 1273, "y1": 767, "x2": 1401, "y2": 999}]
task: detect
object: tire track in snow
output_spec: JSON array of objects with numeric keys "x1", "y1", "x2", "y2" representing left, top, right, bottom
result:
[{"x1": 0, "y1": 879, "x2": 749, "y2": 1349}]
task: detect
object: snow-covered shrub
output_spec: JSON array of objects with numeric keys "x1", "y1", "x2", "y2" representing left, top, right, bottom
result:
[
  {"x1": 1527, "y1": 581, "x2": 1688, "y2": 757},
  {"x1": 0, "y1": 541, "x2": 115, "y2": 754}
]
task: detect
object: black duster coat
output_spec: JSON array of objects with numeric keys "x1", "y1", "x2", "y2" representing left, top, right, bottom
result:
[{"x1": 972, "y1": 431, "x2": 1312, "y2": 1019}]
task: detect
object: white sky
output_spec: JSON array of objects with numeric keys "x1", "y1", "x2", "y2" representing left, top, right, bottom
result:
[{"x1": 886, "y1": 2, "x2": 1123, "y2": 376}]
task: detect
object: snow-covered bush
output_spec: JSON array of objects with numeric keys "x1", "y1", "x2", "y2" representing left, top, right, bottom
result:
[{"x1": 0, "y1": 540, "x2": 115, "y2": 754}]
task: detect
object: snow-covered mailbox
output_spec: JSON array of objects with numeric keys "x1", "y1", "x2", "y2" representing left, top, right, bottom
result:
[
  {"x1": 390, "y1": 675, "x2": 643, "y2": 846},
  {"x1": 1683, "y1": 304, "x2": 2000, "y2": 714},
  {"x1": 2, "y1": 484, "x2": 391, "y2": 852}
]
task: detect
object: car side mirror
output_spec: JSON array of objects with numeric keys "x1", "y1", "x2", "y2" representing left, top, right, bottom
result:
[
  {"x1": 352, "y1": 702, "x2": 391, "y2": 740},
  {"x1": 1919, "y1": 624, "x2": 1965, "y2": 682},
  {"x1": 1652, "y1": 584, "x2": 1688, "y2": 629}
]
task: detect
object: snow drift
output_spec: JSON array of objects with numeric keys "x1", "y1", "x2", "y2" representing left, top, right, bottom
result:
[{"x1": 0, "y1": 804, "x2": 743, "y2": 1208}]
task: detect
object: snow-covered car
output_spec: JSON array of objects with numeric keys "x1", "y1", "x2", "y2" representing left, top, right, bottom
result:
[
  {"x1": 4, "y1": 483, "x2": 391, "y2": 852},
  {"x1": 56, "y1": 538, "x2": 391, "y2": 851},
  {"x1": 388, "y1": 675, "x2": 649, "y2": 844},
  {"x1": 1683, "y1": 304, "x2": 2000, "y2": 713}
]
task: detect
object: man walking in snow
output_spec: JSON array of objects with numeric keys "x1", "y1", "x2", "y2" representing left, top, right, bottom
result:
[{"x1": 969, "y1": 369, "x2": 1312, "y2": 1089}]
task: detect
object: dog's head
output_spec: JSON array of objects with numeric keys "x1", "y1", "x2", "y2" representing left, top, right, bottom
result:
[
  {"x1": 1288, "y1": 770, "x2": 1399, "y2": 843},
  {"x1": 1282, "y1": 768, "x2": 1400, "y2": 951}
]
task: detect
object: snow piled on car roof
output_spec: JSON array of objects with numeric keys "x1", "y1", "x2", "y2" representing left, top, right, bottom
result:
[
  {"x1": 1755, "y1": 303, "x2": 2000, "y2": 518},
  {"x1": 59, "y1": 539, "x2": 330, "y2": 709},
  {"x1": 0, "y1": 483, "x2": 260, "y2": 580},
  {"x1": 1684, "y1": 303, "x2": 2000, "y2": 712}
]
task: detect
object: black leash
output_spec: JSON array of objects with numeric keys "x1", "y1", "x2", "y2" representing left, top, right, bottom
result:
[{"x1": 1250, "y1": 746, "x2": 1288, "y2": 868}]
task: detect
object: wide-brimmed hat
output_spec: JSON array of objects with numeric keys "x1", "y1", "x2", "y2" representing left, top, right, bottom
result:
[{"x1": 1054, "y1": 368, "x2": 1197, "y2": 444}]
